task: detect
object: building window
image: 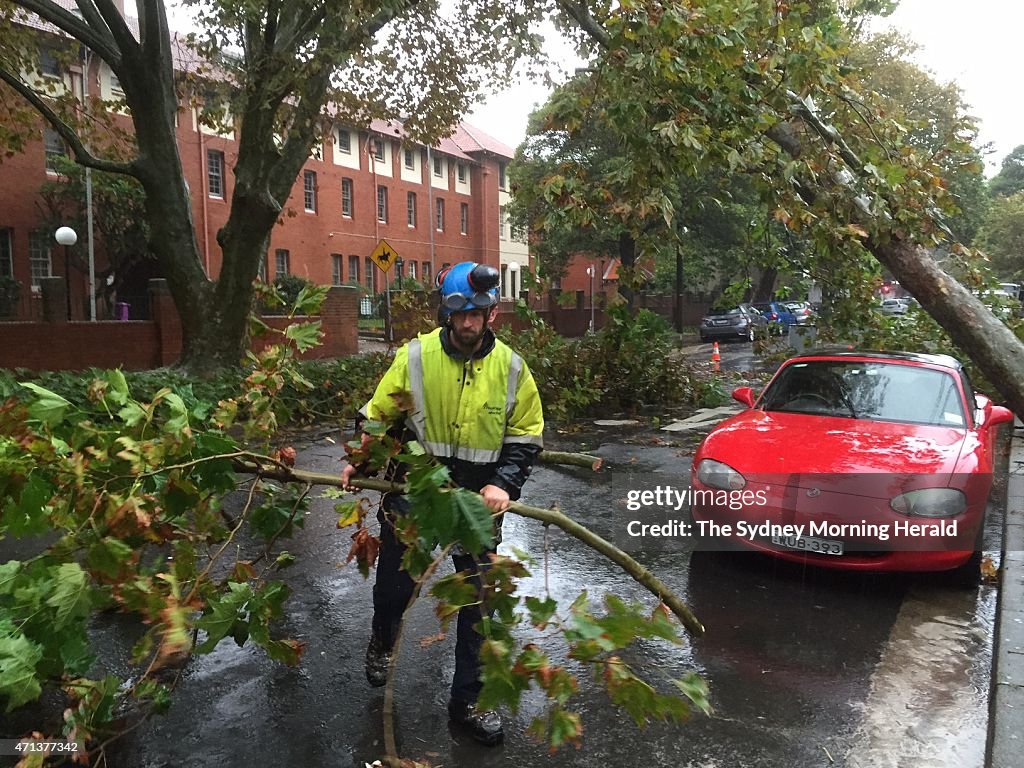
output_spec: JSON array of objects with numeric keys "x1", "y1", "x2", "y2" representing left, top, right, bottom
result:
[
  {"x1": 364, "y1": 256, "x2": 374, "y2": 291},
  {"x1": 109, "y1": 70, "x2": 124, "y2": 97},
  {"x1": 337, "y1": 128, "x2": 351, "y2": 154},
  {"x1": 435, "y1": 198, "x2": 445, "y2": 231},
  {"x1": 407, "y1": 192, "x2": 416, "y2": 228},
  {"x1": 348, "y1": 254, "x2": 360, "y2": 285},
  {"x1": 341, "y1": 178, "x2": 353, "y2": 218},
  {"x1": 460, "y1": 203, "x2": 469, "y2": 235},
  {"x1": 330, "y1": 254, "x2": 342, "y2": 286},
  {"x1": 275, "y1": 248, "x2": 290, "y2": 278},
  {"x1": 421, "y1": 262, "x2": 431, "y2": 285},
  {"x1": 28, "y1": 231, "x2": 52, "y2": 290},
  {"x1": 207, "y1": 149, "x2": 224, "y2": 197},
  {"x1": 372, "y1": 138, "x2": 385, "y2": 162},
  {"x1": 498, "y1": 162, "x2": 507, "y2": 190},
  {"x1": 303, "y1": 170, "x2": 317, "y2": 213},
  {"x1": 0, "y1": 229, "x2": 12, "y2": 278},
  {"x1": 457, "y1": 162, "x2": 467, "y2": 183},
  {"x1": 377, "y1": 186, "x2": 388, "y2": 223},
  {"x1": 408, "y1": 261, "x2": 417, "y2": 281},
  {"x1": 44, "y1": 128, "x2": 67, "y2": 172},
  {"x1": 499, "y1": 205, "x2": 506, "y2": 240},
  {"x1": 433, "y1": 156, "x2": 442, "y2": 177},
  {"x1": 39, "y1": 48, "x2": 61, "y2": 77},
  {"x1": 404, "y1": 149, "x2": 415, "y2": 170}
]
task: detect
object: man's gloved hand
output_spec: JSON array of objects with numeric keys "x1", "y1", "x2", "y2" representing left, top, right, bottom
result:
[{"x1": 479, "y1": 484, "x2": 510, "y2": 514}]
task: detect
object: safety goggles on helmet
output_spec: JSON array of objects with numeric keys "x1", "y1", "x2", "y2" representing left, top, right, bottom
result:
[{"x1": 441, "y1": 291, "x2": 498, "y2": 312}]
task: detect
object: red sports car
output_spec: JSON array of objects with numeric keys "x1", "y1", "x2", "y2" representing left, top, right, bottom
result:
[{"x1": 690, "y1": 350, "x2": 1014, "y2": 581}]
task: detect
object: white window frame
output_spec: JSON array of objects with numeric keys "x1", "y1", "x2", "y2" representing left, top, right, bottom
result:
[
  {"x1": 499, "y1": 205, "x2": 506, "y2": 240},
  {"x1": 44, "y1": 128, "x2": 67, "y2": 173},
  {"x1": 407, "y1": 191, "x2": 416, "y2": 228},
  {"x1": 275, "y1": 248, "x2": 290, "y2": 278},
  {"x1": 377, "y1": 185, "x2": 388, "y2": 223},
  {"x1": 372, "y1": 138, "x2": 385, "y2": 162},
  {"x1": 207, "y1": 149, "x2": 225, "y2": 198},
  {"x1": 433, "y1": 155, "x2": 443, "y2": 177},
  {"x1": 337, "y1": 128, "x2": 351, "y2": 154},
  {"x1": 331, "y1": 254, "x2": 342, "y2": 286},
  {"x1": 29, "y1": 231, "x2": 52, "y2": 291},
  {"x1": 303, "y1": 169, "x2": 317, "y2": 213},
  {"x1": 460, "y1": 203, "x2": 469, "y2": 235},
  {"x1": 457, "y1": 162, "x2": 467, "y2": 183},
  {"x1": 341, "y1": 178, "x2": 353, "y2": 218},
  {"x1": 39, "y1": 48, "x2": 61, "y2": 78},
  {"x1": 498, "y1": 162, "x2": 507, "y2": 190},
  {"x1": 435, "y1": 198, "x2": 445, "y2": 231},
  {"x1": 348, "y1": 254, "x2": 360, "y2": 285},
  {"x1": 404, "y1": 149, "x2": 415, "y2": 169}
]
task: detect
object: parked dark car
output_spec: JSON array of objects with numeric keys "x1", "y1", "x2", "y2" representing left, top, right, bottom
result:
[
  {"x1": 753, "y1": 301, "x2": 798, "y2": 331},
  {"x1": 699, "y1": 304, "x2": 769, "y2": 343}
]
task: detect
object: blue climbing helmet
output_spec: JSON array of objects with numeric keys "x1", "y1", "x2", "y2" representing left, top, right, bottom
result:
[{"x1": 435, "y1": 261, "x2": 500, "y2": 320}]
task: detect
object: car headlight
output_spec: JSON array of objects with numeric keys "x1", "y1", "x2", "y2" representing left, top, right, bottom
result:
[
  {"x1": 890, "y1": 488, "x2": 966, "y2": 518},
  {"x1": 696, "y1": 459, "x2": 746, "y2": 491}
]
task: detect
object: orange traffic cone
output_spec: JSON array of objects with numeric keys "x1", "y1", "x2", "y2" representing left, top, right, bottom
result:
[{"x1": 711, "y1": 341, "x2": 721, "y2": 372}]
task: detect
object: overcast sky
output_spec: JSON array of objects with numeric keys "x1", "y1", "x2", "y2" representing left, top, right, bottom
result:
[{"x1": 467, "y1": 1, "x2": 1024, "y2": 174}]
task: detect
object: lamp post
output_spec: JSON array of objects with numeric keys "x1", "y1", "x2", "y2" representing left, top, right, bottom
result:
[
  {"x1": 506, "y1": 260, "x2": 519, "y2": 301},
  {"x1": 55, "y1": 226, "x2": 77, "y2": 320},
  {"x1": 395, "y1": 256, "x2": 404, "y2": 290},
  {"x1": 586, "y1": 265, "x2": 595, "y2": 333}
]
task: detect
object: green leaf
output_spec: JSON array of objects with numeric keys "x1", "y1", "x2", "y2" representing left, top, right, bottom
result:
[
  {"x1": 0, "y1": 631, "x2": 44, "y2": 710},
  {"x1": 0, "y1": 561, "x2": 22, "y2": 595},
  {"x1": 451, "y1": 488, "x2": 494, "y2": 554},
  {"x1": 549, "y1": 708, "x2": 583, "y2": 750},
  {"x1": 162, "y1": 392, "x2": 190, "y2": 434},
  {"x1": 85, "y1": 537, "x2": 134, "y2": 579},
  {"x1": 195, "y1": 582, "x2": 254, "y2": 653},
  {"x1": 525, "y1": 596, "x2": 558, "y2": 628},
  {"x1": 284, "y1": 321, "x2": 323, "y2": 352},
  {"x1": 19, "y1": 382, "x2": 72, "y2": 427},
  {"x1": 45, "y1": 563, "x2": 90, "y2": 629},
  {"x1": 105, "y1": 369, "x2": 130, "y2": 406}
]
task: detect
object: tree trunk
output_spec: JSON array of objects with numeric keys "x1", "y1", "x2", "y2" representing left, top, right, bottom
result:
[
  {"x1": 618, "y1": 231, "x2": 636, "y2": 311},
  {"x1": 870, "y1": 236, "x2": 1024, "y2": 415}
]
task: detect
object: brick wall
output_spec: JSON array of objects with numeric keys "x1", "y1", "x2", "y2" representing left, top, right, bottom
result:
[{"x1": 0, "y1": 281, "x2": 360, "y2": 371}]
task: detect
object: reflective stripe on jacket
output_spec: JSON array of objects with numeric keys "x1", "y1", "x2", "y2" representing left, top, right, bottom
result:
[{"x1": 360, "y1": 327, "x2": 544, "y2": 477}]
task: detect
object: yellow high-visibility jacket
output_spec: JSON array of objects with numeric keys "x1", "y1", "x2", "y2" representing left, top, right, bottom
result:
[{"x1": 359, "y1": 327, "x2": 544, "y2": 497}]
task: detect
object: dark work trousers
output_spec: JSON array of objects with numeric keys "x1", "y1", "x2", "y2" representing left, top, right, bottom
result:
[{"x1": 371, "y1": 495, "x2": 493, "y2": 705}]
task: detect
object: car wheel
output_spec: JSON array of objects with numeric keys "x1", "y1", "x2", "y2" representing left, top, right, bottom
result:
[{"x1": 944, "y1": 521, "x2": 986, "y2": 589}]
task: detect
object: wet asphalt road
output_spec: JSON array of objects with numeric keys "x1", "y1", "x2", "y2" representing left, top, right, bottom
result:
[{"x1": 84, "y1": 419, "x2": 1000, "y2": 768}]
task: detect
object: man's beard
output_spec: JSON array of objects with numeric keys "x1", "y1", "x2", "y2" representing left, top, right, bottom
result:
[{"x1": 450, "y1": 322, "x2": 486, "y2": 351}]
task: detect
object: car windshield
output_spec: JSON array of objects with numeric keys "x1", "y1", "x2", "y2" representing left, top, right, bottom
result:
[
  {"x1": 707, "y1": 307, "x2": 742, "y2": 316},
  {"x1": 760, "y1": 360, "x2": 966, "y2": 427}
]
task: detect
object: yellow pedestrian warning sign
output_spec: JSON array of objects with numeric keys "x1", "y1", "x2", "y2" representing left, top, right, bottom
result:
[{"x1": 370, "y1": 239, "x2": 399, "y2": 273}]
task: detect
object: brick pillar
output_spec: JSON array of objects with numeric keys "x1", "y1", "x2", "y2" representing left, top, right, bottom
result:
[
  {"x1": 40, "y1": 277, "x2": 67, "y2": 324},
  {"x1": 148, "y1": 279, "x2": 182, "y2": 366},
  {"x1": 320, "y1": 285, "x2": 359, "y2": 357}
]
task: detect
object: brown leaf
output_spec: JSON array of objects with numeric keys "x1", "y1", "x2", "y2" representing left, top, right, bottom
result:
[
  {"x1": 279, "y1": 446, "x2": 297, "y2": 467},
  {"x1": 347, "y1": 527, "x2": 381, "y2": 570}
]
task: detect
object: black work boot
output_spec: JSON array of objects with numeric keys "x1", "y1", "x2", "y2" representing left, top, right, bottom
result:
[
  {"x1": 448, "y1": 700, "x2": 504, "y2": 746},
  {"x1": 364, "y1": 636, "x2": 392, "y2": 687}
]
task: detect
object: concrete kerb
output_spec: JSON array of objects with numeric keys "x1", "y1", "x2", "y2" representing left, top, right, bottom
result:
[{"x1": 988, "y1": 417, "x2": 1024, "y2": 768}]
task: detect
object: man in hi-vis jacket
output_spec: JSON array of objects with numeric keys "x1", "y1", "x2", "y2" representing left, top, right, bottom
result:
[{"x1": 342, "y1": 261, "x2": 544, "y2": 745}]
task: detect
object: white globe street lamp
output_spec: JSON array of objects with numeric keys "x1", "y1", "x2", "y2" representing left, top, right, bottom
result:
[{"x1": 55, "y1": 227, "x2": 77, "y2": 320}]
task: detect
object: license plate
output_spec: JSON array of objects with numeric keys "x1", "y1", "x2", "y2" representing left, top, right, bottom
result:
[
  {"x1": 771, "y1": 534, "x2": 844, "y2": 556},
  {"x1": 713, "y1": 319, "x2": 728, "y2": 325}
]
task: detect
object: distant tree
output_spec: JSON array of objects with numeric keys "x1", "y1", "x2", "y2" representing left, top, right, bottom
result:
[
  {"x1": 989, "y1": 145, "x2": 1024, "y2": 198},
  {"x1": 976, "y1": 193, "x2": 1024, "y2": 280}
]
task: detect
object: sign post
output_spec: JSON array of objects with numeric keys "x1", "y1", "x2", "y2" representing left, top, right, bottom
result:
[{"x1": 371, "y1": 239, "x2": 399, "y2": 342}]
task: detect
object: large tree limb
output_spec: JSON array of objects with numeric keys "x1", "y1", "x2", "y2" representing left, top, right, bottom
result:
[
  {"x1": 82, "y1": 0, "x2": 136, "y2": 61},
  {"x1": 15, "y1": 0, "x2": 120, "y2": 63},
  {"x1": 235, "y1": 460, "x2": 705, "y2": 637},
  {"x1": 555, "y1": 0, "x2": 610, "y2": 49},
  {"x1": 0, "y1": 68, "x2": 138, "y2": 176}
]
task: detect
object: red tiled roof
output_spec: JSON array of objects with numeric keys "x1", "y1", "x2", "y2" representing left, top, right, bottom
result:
[{"x1": 449, "y1": 123, "x2": 515, "y2": 158}]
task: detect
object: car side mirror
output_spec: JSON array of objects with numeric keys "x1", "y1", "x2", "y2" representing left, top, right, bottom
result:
[
  {"x1": 732, "y1": 386, "x2": 755, "y2": 408},
  {"x1": 987, "y1": 405, "x2": 1015, "y2": 428}
]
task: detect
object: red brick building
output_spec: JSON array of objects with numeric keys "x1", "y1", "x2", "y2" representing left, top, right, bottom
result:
[{"x1": 0, "y1": 5, "x2": 529, "y2": 321}]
